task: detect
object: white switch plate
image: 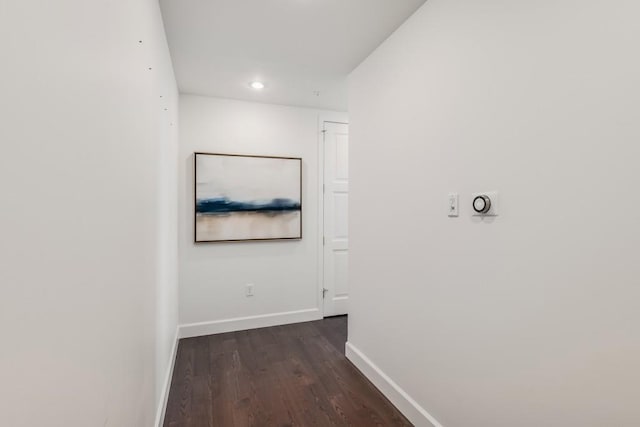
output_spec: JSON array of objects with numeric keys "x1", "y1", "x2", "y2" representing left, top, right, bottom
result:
[
  {"x1": 448, "y1": 193, "x2": 459, "y2": 217},
  {"x1": 245, "y1": 283, "x2": 254, "y2": 296},
  {"x1": 471, "y1": 191, "x2": 499, "y2": 216}
]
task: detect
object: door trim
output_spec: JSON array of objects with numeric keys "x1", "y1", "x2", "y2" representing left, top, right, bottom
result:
[{"x1": 317, "y1": 113, "x2": 348, "y2": 317}]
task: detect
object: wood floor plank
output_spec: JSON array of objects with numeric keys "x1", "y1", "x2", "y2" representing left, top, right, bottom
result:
[{"x1": 164, "y1": 316, "x2": 412, "y2": 426}]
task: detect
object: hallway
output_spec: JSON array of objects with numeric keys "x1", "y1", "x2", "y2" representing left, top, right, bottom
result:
[{"x1": 164, "y1": 317, "x2": 411, "y2": 426}]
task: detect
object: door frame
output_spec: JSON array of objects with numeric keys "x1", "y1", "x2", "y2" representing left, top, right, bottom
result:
[{"x1": 317, "y1": 113, "x2": 349, "y2": 317}]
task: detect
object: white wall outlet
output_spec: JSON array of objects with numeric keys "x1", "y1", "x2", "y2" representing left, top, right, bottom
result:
[
  {"x1": 245, "y1": 283, "x2": 254, "y2": 297},
  {"x1": 471, "y1": 191, "x2": 499, "y2": 216},
  {"x1": 448, "y1": 193, "x2": 459, "y2": 217}
]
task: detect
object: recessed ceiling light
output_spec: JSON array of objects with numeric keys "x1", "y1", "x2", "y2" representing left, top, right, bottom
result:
[{"x1": 249, "y1": 81, "x2": 265, "y2": 90}]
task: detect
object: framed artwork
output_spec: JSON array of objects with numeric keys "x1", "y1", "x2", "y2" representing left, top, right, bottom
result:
[{"x1": 194, "y1": 152, "x2": 302, "y2": 242}]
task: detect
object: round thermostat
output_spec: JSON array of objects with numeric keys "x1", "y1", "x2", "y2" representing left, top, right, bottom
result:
[{"x1": 473, "y1": 195, "x2": 491, "y2": 214}]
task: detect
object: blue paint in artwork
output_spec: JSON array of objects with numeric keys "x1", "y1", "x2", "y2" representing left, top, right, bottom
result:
[{"x1": 197, "y1": 197, "x2": 301, "y2": 215}]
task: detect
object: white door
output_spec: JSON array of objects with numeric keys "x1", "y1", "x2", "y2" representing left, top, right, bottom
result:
[{"x1": 322, "y1": 121, "x2": 349, "y2": 316}]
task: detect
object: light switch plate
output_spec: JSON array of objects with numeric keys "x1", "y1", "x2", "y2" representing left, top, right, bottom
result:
[{"x1": 448, "y1": 193, "x2": 459, "y2": 217}]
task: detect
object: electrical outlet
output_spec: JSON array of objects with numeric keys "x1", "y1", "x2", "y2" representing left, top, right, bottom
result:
[{"x1": 245, "y1": 283, "x2": 254, "y2": 297}]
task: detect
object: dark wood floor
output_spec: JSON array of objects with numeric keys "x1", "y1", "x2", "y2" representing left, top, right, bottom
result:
[{"x1": 164, "y1": 316, "x2": 412, "y2": 426}]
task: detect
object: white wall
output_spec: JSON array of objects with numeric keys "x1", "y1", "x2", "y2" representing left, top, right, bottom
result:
[
  {"x1": 152, "y1": 4, "x2": 180, "y2": 423},
  {"x1": 348, "y1": 1, "x2": 640, "y2": 426},
  {"x1": 178, "y1": 95, "x2": 346, "y2": 336},
  {"x1": 0, "y1": 1, "x2": 178, "y2": 426}
]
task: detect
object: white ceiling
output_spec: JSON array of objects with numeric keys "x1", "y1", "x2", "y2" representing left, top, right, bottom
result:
[{"x1": 159, "y1": 0, "x2": 426, "y2": 111}]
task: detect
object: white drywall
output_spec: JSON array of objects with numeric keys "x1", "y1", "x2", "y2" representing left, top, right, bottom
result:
[
  {"x1": 178, "y1": 95, "x2": 346, "y2": 335},
  {"x1": 0, "y1": 1, "x2": 178, "y2": 426},
  {"x1": 348, "y1": 1, "x2": 640, "y2": 426},
  {"x1": 152, "y1": 3, "x2": 180, "y2": 423}
]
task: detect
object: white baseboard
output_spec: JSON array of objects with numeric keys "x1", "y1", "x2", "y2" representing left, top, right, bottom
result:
[
  {"x1": 178, "y1": 308, "x2": 323, "y2": 339},
  {"x1": 155, "y1": 327, "x2": 180, "y2": 427},
  {"x1": 345, "y1": 342, "x2": 443, "y2": 427}
]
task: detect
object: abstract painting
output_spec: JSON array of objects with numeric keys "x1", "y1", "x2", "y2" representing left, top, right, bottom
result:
[{"x1": 194, "y1": 152, "x2": 302, "y2": 242}]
